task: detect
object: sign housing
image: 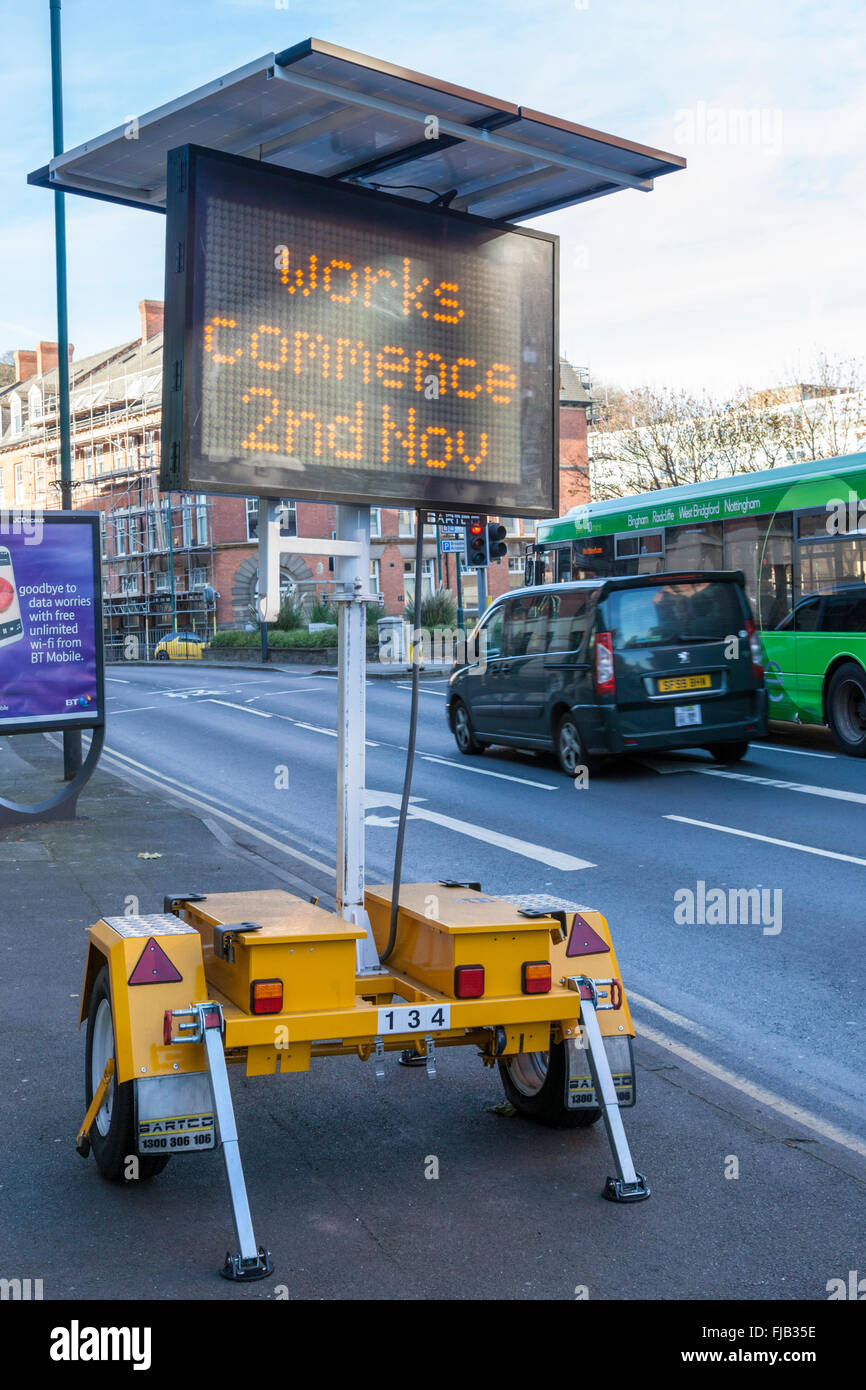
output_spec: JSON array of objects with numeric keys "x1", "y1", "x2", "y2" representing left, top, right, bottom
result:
[{"x1": 161, "y1": 145, "x2": 558, "y2": 517}]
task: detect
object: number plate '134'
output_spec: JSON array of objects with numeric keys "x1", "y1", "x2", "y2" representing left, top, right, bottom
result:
[{"x1": 377, "y1": 1003, "x2": 451, "y2": 1033}]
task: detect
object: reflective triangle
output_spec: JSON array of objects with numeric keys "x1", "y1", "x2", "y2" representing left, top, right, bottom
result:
[
  {"x1": 129, "y1": 937, "x2": 183, "y2": 985},
  {"x1": 566, "y1": 912, "x2": 610, "y2": 958}
]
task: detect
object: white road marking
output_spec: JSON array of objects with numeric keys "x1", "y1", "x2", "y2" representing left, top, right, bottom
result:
[
  {"x1": 294, "y1": 721, "x2": 338, "y2": 737},
  {"x1": 665, "y1": 814, "x2": 866, "y2": 867},
  {"x1": 245, "y1": 686, "x2": 327, "y2": 702},
  {"x1": 419, "y1": 753, "x2": 557, "y2": 790},
  {"x1": 206, "y1": 699, "x2": 273, "y2": 718},
  {"x1": 627, "y1": 990, "x2": 712, "y2": 1040},
  {"x1": 636, "y1": 1018, "x2": 866, "y2": 1160},
  {"x1": 106, "y1": 677, "x2": 130, "y2": 683},
  {"x1": 761, "y1": 743, "x2": 836, "y2": 759},
  {"x1": 101, "y1": 745, "x2": 336, "y2": 877},
  {"x1": 395, "y1": 683, "x2": 448, "y2": 696},
  {"x1": 695, "y1": 765, "x2": 866, "y2": 805},
  {"x1": 109, "y1": 706, "x2": 158, "y2": 715},
  {"x1": 365, "y1": 791, "x2": 594, "y2": 870}
]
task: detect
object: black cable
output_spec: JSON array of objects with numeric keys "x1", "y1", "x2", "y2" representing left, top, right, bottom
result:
[{"x1": 381, "y1": 510, "x2": 424, "y2": 962}]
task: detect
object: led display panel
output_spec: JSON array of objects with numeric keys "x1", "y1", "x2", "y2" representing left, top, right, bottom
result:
[{"x1": 161, "y1": 146, "x2": 557, "y2": 516}]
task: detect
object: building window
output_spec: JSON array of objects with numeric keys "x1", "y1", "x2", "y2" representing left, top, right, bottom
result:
[
  {"x1": 196, "y1": 494, "x2": 208, "y2": 546},
  {"x1": 28, "y1": 387, "x2": 42, "y2": 422},
  {"x1": 82, "y1": 446, "x2": 94, "y2": 481},
  {"x1": 403, "y1": 558, "x2": 435, "y2": 604},
  {"x1": 397, "y1": 509, "x2": 415, "y2": 537},
  {"x1": 370, "y1": 558, "x2": 380, "y2": 593},
  {"x1": 10, "y1": 397, "x2": 22, "y2": 436},
  {"x1": 35, "y1": 461, "x2": 46, "y2": 498},
  {"x1": 14, "y1": 463, "x2": 25, "y2": 502},
  {"x1": 181, "y1": 495, "x2": 194, "y2": 547},
  {"x1": 115, "y1": 515, "x2": 128, "y2": 557}
]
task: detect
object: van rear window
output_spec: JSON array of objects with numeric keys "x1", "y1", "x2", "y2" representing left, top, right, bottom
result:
[{"x1": 603, "y1": 582, "x2": 744, "y2": 648}]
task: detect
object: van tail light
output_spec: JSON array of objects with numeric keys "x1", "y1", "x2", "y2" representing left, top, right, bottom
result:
[
  {"x1": 594, "y1": 631, "x2": 615, "y2": 695},
  {"x1": 745, "y1": 619, "x2": 763, "y2": 683}
]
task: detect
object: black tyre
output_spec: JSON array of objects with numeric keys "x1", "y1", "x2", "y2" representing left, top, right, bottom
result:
[
  {"x1": 705, "y1": 740, "x2": 750, "y2": 763},
  {"x1": 554, "y1": 711, "x2": 596, "y2": 778},
  {"x1": 826, "y1": 662, "x2": 866, "y2": 757},
  {"x1": 155, "y1": 650, "x2": 170, "y2": 661},
  {"x1": 452, "y1": 698, "x2": 484, "y2": 755},
  {"x1": 84, "y1": 966, "x2": 169, "y2": 1182},
  {"x1": 499, "y1": 1038, "x2": 601, "y2": 1129}
]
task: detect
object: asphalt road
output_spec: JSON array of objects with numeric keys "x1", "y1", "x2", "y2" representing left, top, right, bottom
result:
[{"x1": 102, "y1": 663, "x2": 866, "y2": 1149}]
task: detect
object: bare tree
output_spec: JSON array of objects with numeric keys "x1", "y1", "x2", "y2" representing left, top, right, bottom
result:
[{"x1": 589, "y1": 354, "x2": 866, "y2": 500}]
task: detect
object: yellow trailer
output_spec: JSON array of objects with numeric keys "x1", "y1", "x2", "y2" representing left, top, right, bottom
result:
[{"x1": 77, "y1": 881, "x2": 648, "y2": 1280}]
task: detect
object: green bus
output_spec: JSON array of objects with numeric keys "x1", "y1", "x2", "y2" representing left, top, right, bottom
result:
[{"x1": 528, "y1": 452, "x2": 866, "y2": 755}]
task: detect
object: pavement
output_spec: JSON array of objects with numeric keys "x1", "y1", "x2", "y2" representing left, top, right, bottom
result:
[{"x1": 0, "y1": 678, "x2": 864, "y2": 1301}]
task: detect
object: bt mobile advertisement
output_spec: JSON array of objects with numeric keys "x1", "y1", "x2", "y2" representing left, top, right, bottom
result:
[{"x1": 0, "y1": 513, "x2": 102, "y2": 733}]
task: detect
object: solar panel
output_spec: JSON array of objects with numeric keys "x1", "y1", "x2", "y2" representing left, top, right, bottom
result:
[{"x1": 27, "y1": 37, "x2": 684, "y2": 222}]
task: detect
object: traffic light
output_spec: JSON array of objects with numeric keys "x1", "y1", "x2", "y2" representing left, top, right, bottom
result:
[
  {"x1": 487, "y1": 522, "x2": 507, "y2": 562},
  {"x1": 464, "y1": 520, "x2": 488, "y2": 568}
]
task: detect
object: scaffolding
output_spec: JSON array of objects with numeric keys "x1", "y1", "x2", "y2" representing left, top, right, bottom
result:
[{"x1": 1, "y1": 339, "x2": 217, "y2": 660}]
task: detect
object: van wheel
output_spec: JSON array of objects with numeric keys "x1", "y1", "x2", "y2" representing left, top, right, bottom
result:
[
  {"x1": 555, "y1": 712, "x2": 594, "y2": 777},
  {"x1": 84, "y1": 967, "x2": 169, "y2": 1182},
  {"x1": 452, "y1": 699, "x2": 483, "y2": 755},
  {"x1": 499, "y1": 1040, "x2": 601, "y2": 1128},
  {"x1": 705, "y1": 741, "x2": 749, "y2": 763},
  {"x1": 826, "y1": 662, "x2": 866, "y2": 756}
]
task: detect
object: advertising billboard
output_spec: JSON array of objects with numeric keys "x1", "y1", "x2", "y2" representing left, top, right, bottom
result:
[
  {"x1": 161, "y1": 145, "x2": 558, "y2": 517},
  {"x1": 0, "y1": 512, "x2": 104, "y2": 735}
]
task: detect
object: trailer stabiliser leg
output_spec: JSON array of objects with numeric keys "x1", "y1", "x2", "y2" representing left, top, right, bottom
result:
[
  {"x1": 567, "y1": 976, "x2": 650, "y2": 1204},
  {"x1": 75, "y1": 1057, "x2": 114, "y2": 1158},
  {"x1": 170, "y1": 1003, "x2": 273, "y2": 1280}
]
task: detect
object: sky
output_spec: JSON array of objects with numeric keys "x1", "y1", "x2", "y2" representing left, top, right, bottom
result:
[{"x1": 1, "y1": 0, "x2": 864, "y2": 396}]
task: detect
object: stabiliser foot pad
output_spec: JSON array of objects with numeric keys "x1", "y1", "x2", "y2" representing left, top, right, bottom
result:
[
  {"x1": 603, "y1": 1174, "x2": 651, "y2": 1203},
  {"x1": 219, "y1": 1248, "x2": 274, "y2": 1281}
]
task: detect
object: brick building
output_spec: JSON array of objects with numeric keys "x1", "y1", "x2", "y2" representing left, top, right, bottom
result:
[{"x1": 0, "y1": 303, "x2": 592, "y2": 646}]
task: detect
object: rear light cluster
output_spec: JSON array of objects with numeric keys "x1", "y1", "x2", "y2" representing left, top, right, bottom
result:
[
  {"x1": 454, "y1": 964, "x2": 485, "y2": 998},
  {"x1": 251, "y1": 979, "x2": 283, "y2": 1014},
  {"x1": 522, "y1": 961, "x2": 551, "y2": 994},
  {"x1": 594, "y1": 631, "x2": 615, "y2": 695},
  {"x1": 453, "y1": 961, "x2": 553, "y2": 998},
  {"x1": 745, "y1": 619, "x2": 764, "y2": 683}
]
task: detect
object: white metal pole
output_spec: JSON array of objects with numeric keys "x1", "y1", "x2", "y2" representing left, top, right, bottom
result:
[{"x1": 335, "y1": 505, "x2": 380, "y2": 971}]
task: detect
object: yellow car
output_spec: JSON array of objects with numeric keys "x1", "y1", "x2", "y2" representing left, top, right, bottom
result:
[{"x1": 154, "y1": 631, "x2": 207, "y2": 661}]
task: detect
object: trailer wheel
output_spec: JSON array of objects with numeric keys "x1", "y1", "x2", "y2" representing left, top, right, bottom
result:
[
  {"x1": 499, "y1": 1038, "x2": 601, "y2": 1128},
  {"x1": 84, "y1": 966, "x2": 169, "y2": 1182}
]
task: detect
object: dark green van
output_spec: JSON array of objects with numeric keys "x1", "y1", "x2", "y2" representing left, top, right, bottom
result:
[{"x1": 447, "y1": 571, "x2": 768, "y2": 775}]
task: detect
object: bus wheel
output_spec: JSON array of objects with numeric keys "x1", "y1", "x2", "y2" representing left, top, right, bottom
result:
[
  {"x1": 84, "y1": 967, "x2": 169, "y2": 1182},
  {"x1": 705, "y1": 741, "x2": 749, "y2": 763},
  {"x1": 452, "y1": 699, "x2": 483, "y2": 755},
  {"x1": 499, "y1": 1040, "x2": 601, "y2": 1128},
  {"x1": 827, "y1": 662, "x2": 866, "y2": 756}
]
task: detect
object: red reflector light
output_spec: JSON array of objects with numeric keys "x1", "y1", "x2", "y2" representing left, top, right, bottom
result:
[
  {"x1": 595, "y1": 631, "x2": 615, "y2": 695},
  {"x1": 251, "y1": 979, "x2": 283, "y2": 1014},
  {"x1": 522, "y1": 961, "x2": 551, "y2": 994},
  {"x1": 454, "y1": 964, "x2": 485, "y2": 998}
]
